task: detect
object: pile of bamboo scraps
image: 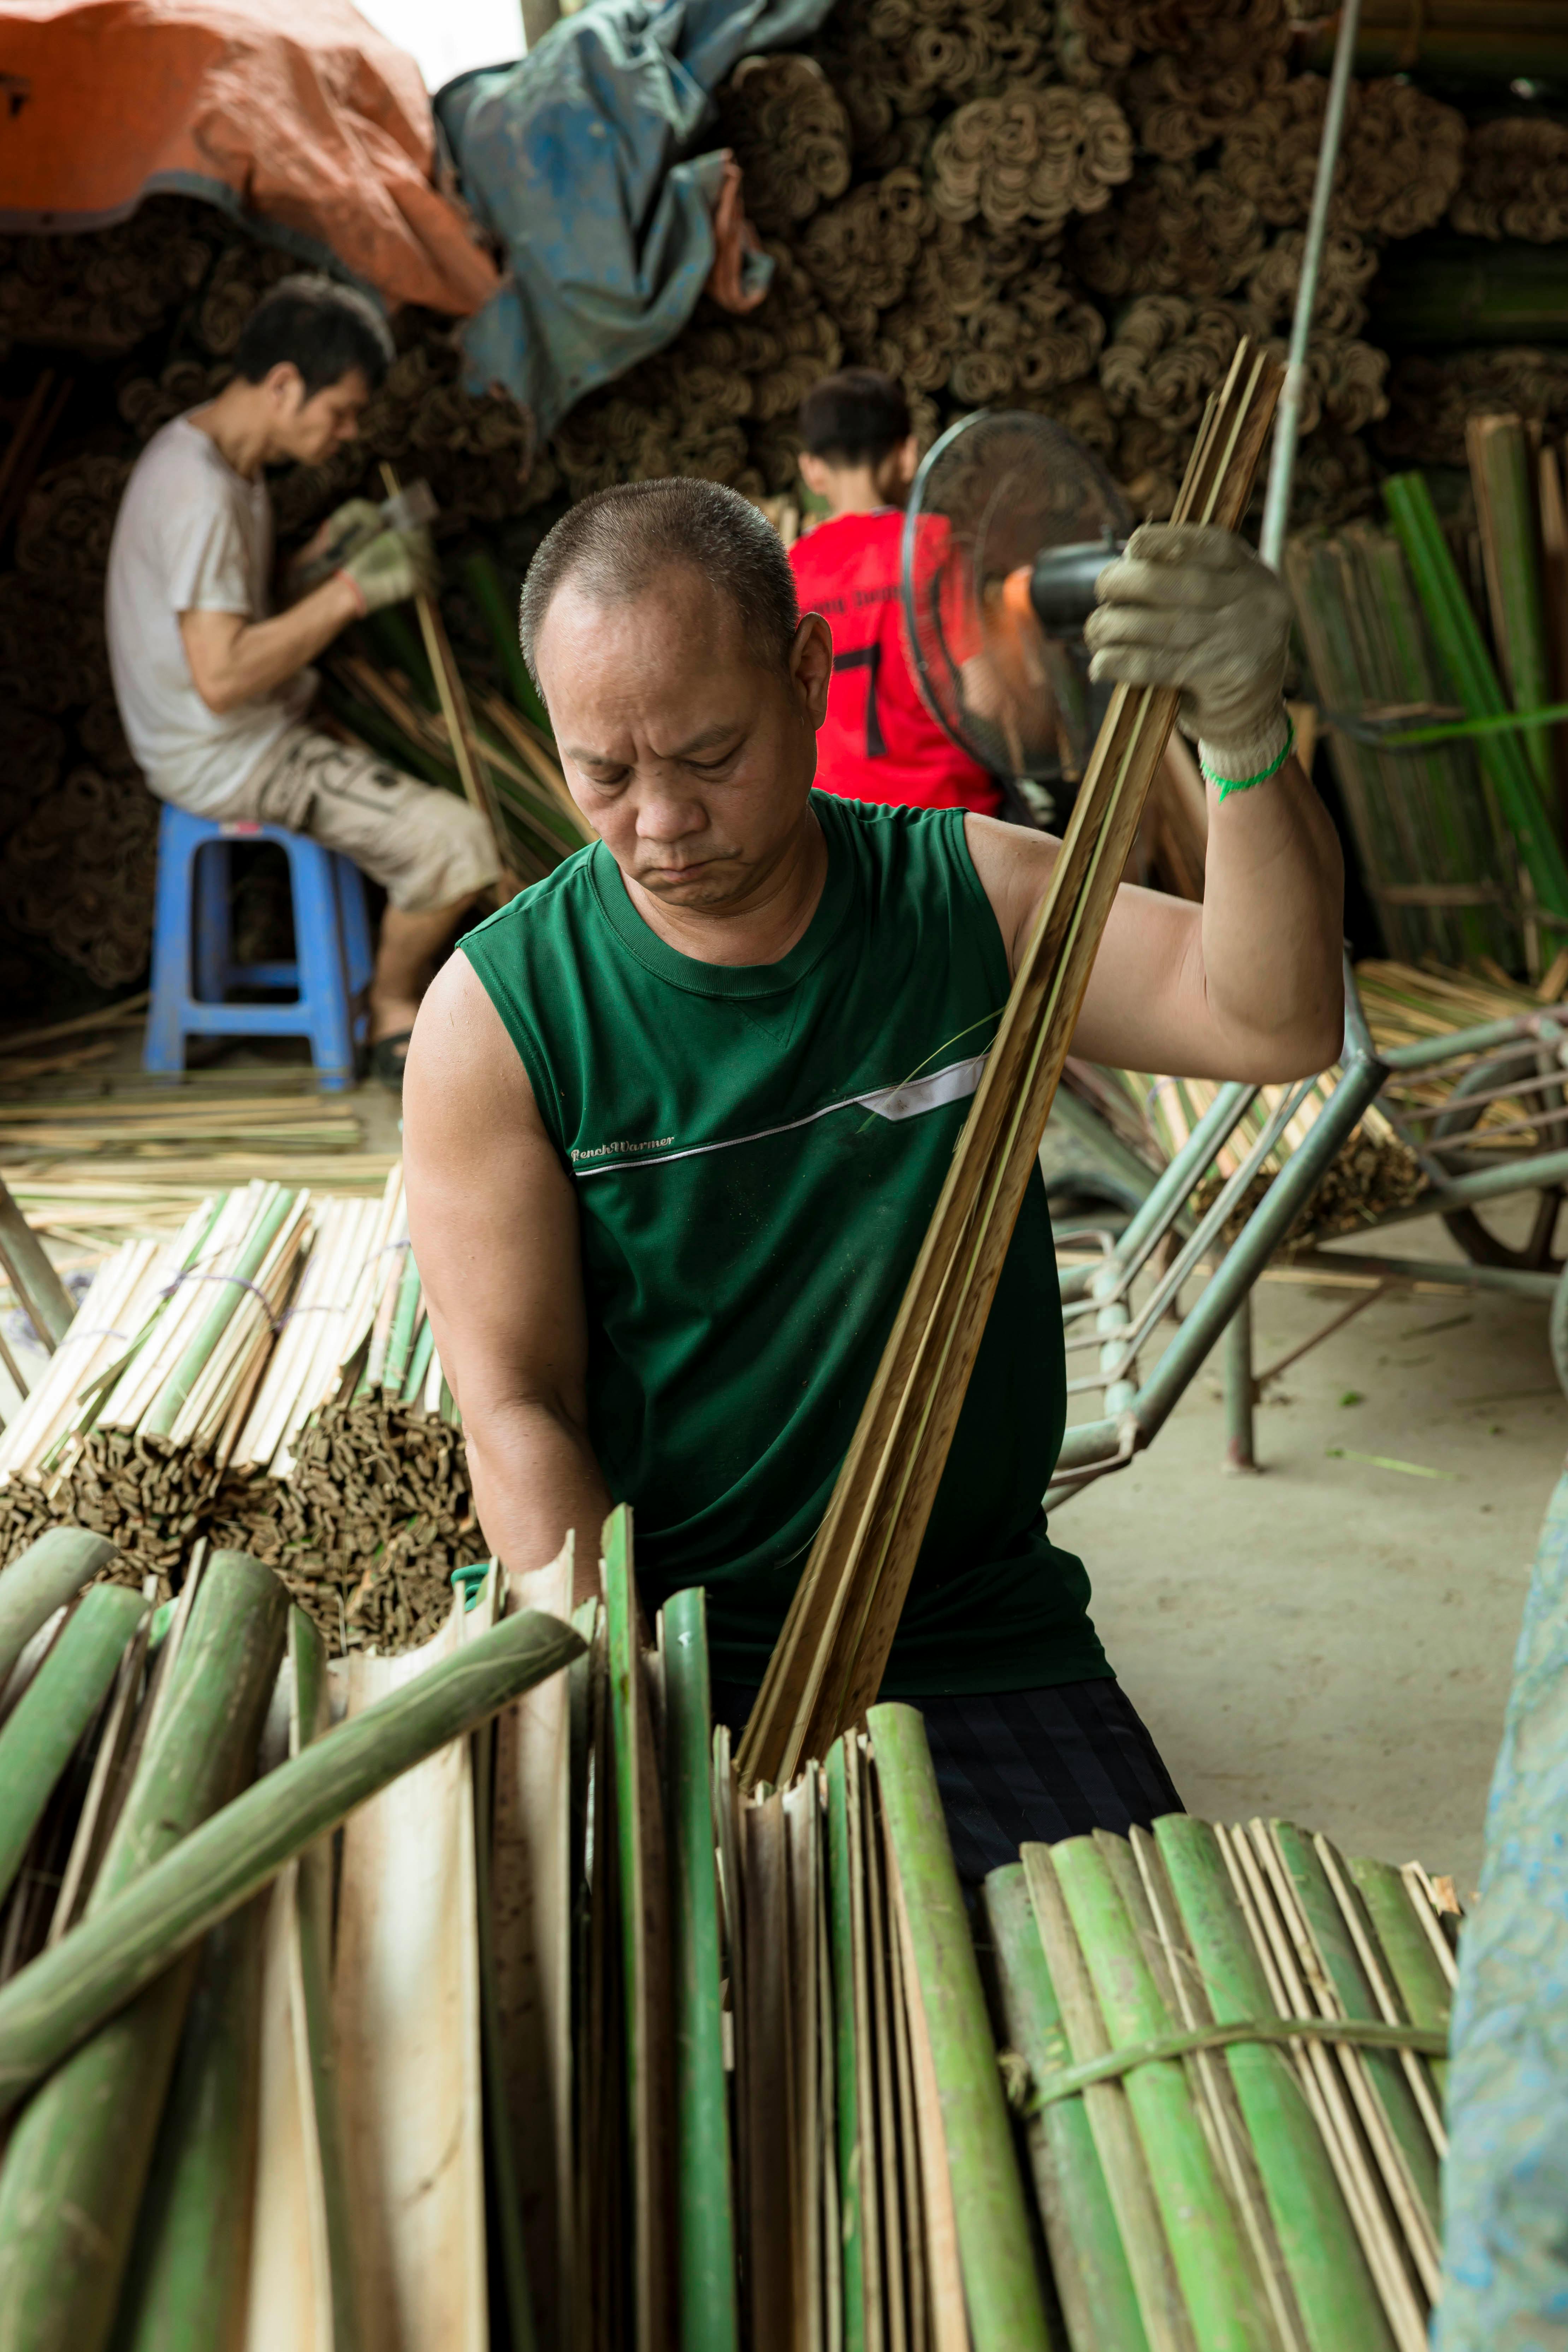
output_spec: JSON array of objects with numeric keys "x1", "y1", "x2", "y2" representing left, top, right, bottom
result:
[
  {"x1": 0, "y1": 1527, "x2": 581, "y2": 2351},
  {"x1": 987, "y1": 1818, "x2": 1456, "y2": 2352},
  {"x1": 0, "y1": 1169, "x2": 475, "y2": 1645},
  {"x1": 1068, "y1": 1063, "x2": 1426, "y2": 1242}
]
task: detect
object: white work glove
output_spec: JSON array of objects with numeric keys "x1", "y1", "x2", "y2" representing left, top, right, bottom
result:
[
  {"x1": 289, "y1": 498, "x2": 385, "y2": 595},
  {"x1": 340, "y1": 524, "x2": 437, "y2": 616},
  {"x1": 1085, "y1": 522, "x2": 1291, "y2": 784}
]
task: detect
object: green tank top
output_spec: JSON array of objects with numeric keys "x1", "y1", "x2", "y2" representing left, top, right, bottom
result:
[{"x1": 462, "y1": 790, "x2": 1107, "y2": 1696}]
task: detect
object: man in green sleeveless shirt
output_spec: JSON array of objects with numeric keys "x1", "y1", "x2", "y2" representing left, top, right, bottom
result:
[{"x1": 404, "y1": 478, "x2": 1342, "y2": 1881}]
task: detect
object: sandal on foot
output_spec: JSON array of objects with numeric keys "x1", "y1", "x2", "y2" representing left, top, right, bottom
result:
[{"x1": 370, "y1": 1030, "x2": 413, "y2": 1092}]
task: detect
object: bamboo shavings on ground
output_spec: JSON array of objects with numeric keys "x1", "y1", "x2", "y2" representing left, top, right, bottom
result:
[{"x1": 740, "y1": 338, "x2": 1283, "y2": 1794}]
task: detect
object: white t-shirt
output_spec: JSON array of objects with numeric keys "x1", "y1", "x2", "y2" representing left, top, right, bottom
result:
[{"x1": 105, "y1": 414, "x2": 315, "y2": 816}]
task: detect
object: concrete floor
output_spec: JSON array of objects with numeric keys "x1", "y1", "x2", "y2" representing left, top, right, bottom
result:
[{"x1": 1059, "y1": 1209, "x2": 1564, "y2": 1897}]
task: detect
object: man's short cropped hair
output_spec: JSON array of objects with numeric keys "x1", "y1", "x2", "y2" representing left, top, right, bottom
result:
[
  {"x1": 798, "y1": 368, "x2": 912, "y2": 468},
  {"x1": 234, "y1": 274, "x2": 394, "y2": 400},
  {"x1": 518, "y1": 478, "x2": 800, "y2": 685}
]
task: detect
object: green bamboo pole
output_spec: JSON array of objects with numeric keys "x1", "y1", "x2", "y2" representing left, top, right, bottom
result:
[
  {"x1": 1154, "y1": 1818, "x2": 1396, "y2": 2352},
  {"x1": 465, "y1": 549, "x2": 553, "y2": 734},
  {"x1": 825, "y1": 1739, "x2": 867, "y2": 2352},
  {"x1": 474, "y1": 1710, "x2": 539, "y2": 2352},
  {"x1": 665, "y1": 1586, "x2": 739, "y2": 2352},
  {"x1": 381, "y1": 1246, "x2": 424, "y2": 1396},
  {"x1": 1344, "y1": 1856, "x2": 1451, "y2": 2098},
  {"x1": 0, "y1": 1549, "x2": 288, "y2": 2352},
  {"x1": 1049, "y1": 1834, "x2": 1274, "y2": 2352},
  {"x1": 1267, "y1": 1825, "x2": 1442, "y2": 2232},
  {"x1": 109, "y1": 1899, "x2": 265, "y2": 2352},
  {"x1": 402, "y1": 1314, "x2": 436, "y2": 1406},
  {"x1": 867, "y1": 1703, "x2": 1054, "y2": 2351},
  {"x1": 1468, "y1": 415, "x2": 1556, "y2": 798},
  {"x1": 984, "y1": 1863, "x2": 1148, "y2": 2352},
  {"x1": 1372, "y1": 236, "x2": 1568, "y2": 348},
  {"x1": 0, "y1": 1584, "x2": 146, "y2": 1909},
  {"x1": 1385, "y1": 470, "x2": 1568, "y2": 924},
  {"x1": 289, "y1": 1608, "x2": 361, "y2": 2351},
  {"x1": 0, "y1": 1604, "x2": 584, "y2": 2121},
  {"x1": 141, "y1": 1188, "x2": 298, "y2": 1440},
  {"x1": 0, "y1": 1529, "x2": 118, "y2": 1687}
]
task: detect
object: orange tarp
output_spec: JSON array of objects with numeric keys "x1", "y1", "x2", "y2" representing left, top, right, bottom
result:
[{"x1": 0, "y1": 0, "x2": 502, "y2": 315}]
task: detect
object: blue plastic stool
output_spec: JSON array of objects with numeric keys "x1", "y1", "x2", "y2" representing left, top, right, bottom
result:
[{"x1": 143, "y1": 805, "x2": 374, "y2": 1091}]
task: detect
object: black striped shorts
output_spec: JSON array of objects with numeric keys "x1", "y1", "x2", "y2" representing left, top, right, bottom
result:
[{"x1": 711, "y1": 1677, "x2": 1183, "y2": 1891}]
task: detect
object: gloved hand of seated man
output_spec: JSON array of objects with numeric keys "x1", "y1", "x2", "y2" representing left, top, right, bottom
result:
[
  {"x1": 287, "y1": 497, "x2": 385, "y2": 597},
  {"x1": 339, "y1": 522, "x2": 438, "y2": 618}
]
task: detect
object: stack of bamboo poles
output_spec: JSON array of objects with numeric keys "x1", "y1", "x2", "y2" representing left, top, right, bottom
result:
[
  {"x1": 0, "y1": 1526, "x2": 580, "y2": 2350},
  {"x1": 1449, "y1": 117, "x2": 1568, "y2": 244},
  {"x1": 1285, "y1": 515, "x2": 1540, "y2": 974},
  {"x1": 0, "y1": 1506, "x2": 1457, "y2": 2350}
]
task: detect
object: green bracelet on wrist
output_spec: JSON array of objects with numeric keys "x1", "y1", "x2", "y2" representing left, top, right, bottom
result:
[{"x1": 1201, "y1": 714, "x2": 1296, "y2": 800}]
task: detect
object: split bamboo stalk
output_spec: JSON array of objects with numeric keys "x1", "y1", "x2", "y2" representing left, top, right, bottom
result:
[
  {"x1": 0, "y1": 1527, "x2": 117, "y2": 1682},
  {"x1": 1049, "y1": 1832, "x2": 1277, "y2": 2349},
  {"x1": 1343, "y1": 1856, "x2": 1451, "y2": 2100},
  {"x1": 741, "y1": 340, "x2": 1284, "y2": 1790},
  {"x1": 1467, "y1": 415, "x2": 1556, "y2": 799},
  {"x1": 984, "y1": 1861, "x2": 1150, "y2": 2350},
  {"x1": 823, "y1": 1738, "x2": 875, "y2": 2352},
  {"x1": 493, "y1": 1543, "x2": 576, "y2": 2348},
  {"x1": 664, "y1": 1584, "x2": 740, "y2": 2351},
  {"x1": 0, "y1": 1605, "x2": 583, "y2": 2119},
  {"x1": 869, "y1": 1701, "x2": 1053, "y2": 2349},
  {"x1": 603, "y1": 1505, "x2": 677, "y2": 2352},
  {"x1": 0, "y1": 1582, "x2": 146, "y2": 1909},
  {"x1": 0, "y1": 1549, "x2": 287, "y2": 2352},
  {"x1": 1153, "y1": 1816, "x2": 1397, "y2": 2351},
  {"x1": 333, "y1": 1598, "x2": 489, "y2": 2351},
  {"x1": 0, "y1": 1169, "x2": 73, "y2": 1348},
  {"x1": 113, "y1": 1899, "x2": 266, "y2": 2349}
]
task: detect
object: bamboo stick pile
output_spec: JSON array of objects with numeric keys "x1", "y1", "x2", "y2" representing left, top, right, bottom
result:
[
  {"x1": 0, "y1": 1170, "x2": 475, "y2": 1644},
  {"x1": 0, "y1": 1504, "x2": 1457, "y2": 2351}
]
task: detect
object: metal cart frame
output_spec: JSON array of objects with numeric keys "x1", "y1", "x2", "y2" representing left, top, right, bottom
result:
[{"x1": 1047, "y1": 960, "x2": 1568, "y2": 1508}]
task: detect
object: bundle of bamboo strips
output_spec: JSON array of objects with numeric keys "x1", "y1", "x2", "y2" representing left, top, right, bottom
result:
[
  {"x1": 0, "y1": 1092, "x2": 363, "y2": 1161},
  {"x1": 987, "y1": 1815, "x2": 1454, "y2": 2352},
  {"x1": 0, "y1": 1156, "x2": 399, "y2": 1249}
]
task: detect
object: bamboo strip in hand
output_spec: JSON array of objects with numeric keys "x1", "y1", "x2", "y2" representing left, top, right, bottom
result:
[{"x1": 741, "y1": 340, "x2": 1283, "y2": 1790}]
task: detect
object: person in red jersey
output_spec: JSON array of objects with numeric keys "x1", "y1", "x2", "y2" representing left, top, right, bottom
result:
[{"x1": 789, "y1": 370, "x2": 1005, "y2": 816}]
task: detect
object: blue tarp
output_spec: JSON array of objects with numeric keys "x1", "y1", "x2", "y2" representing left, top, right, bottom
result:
[
  {"x1": 436, "y1": 0, "x2": 838, "y2": 438},
  {"x1": 1437, "y1": 1459, "x2": 1568, "y2": 2351}
]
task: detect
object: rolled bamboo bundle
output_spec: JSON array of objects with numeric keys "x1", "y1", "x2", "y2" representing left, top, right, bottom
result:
[
  {"x1": 929, "y1": 86, "x2": 1134, "y2": 237},
  {"x1": 0, "y1": 198, "x2": 218, "y2": 358},
  {"x1": 1071, "y1": 159, "x2": 1267, "y2": 299},
  {"x1": 1450, "y1": 118, "x2": 1568, "y2": 244},
  {"x1": 1241, "y1": 224, "x2": 1379, "y2": 342},
  {"x1": 1100, "y1": 295, "x2": 1240, "y2": 431},
  {"x1": 718, "y1": 55, "x2": 853, "y2": 235},
  {"x1": 1378, "y1": 350, "x2": 1568, "y2": 472},
  {"x1": 1336, "y1": 78, "x2": 1468, "y2": 240},
  {"x1": 0, "y1": 766, "x2": 161, "y2": 991},
  {"x1": 1123, "y1": 42, "x2": 1289, "y2": 165}
]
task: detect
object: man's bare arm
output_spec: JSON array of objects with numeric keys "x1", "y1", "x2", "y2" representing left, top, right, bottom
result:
[
  {"x1": 965, "y1": 746, "x2": 1343, "y2": 1083},
  {"x1": 179, "y1": 575, "x2": 360, "y2": 715},
  {"x1": 403, "y1": 955, "x2": 610, "y2": 1607}
]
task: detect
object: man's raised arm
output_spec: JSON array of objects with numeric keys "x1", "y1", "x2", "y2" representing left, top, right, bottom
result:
[
  {"x1": 403, "y1": 956, "x2": 610, "y2": 1607},
  {"x1": 965, "y1": 521, "x2": 1344, "y2": 1085}
]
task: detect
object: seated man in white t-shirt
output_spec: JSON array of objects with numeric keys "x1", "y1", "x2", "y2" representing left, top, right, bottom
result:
[{"x1": 106, "y1": 273, "x2": 500, "y2": 1088}]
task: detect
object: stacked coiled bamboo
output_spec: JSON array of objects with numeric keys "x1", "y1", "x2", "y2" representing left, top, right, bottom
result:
[{"x1": 1449, "y1": 117, "x2": 1568, "y2": 244}]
